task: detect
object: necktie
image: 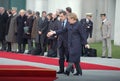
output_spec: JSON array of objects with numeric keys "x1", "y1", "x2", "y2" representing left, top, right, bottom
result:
[
  {"x1": 100, "y1": 22, "x2": 104, "y2": 30},
  {"x1": 62, "y1": 21, "x2": 64, "y2": 29}
]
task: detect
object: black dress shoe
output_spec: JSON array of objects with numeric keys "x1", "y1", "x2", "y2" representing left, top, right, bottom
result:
[
  {"x1": 107, "y1": 57, "x2": 112, "y2": 58},
  {"x1": 64, "y1": 71, "x2": 70, "y2": 76},
  {"x1": 73, "y1": 72, "x2": 82, "y2": 76},
  {"x1": 57, "y1": 71, "x2": 64, "y2": 74},
  {"x1": 11, "y1": 51, "x2": 16, "y2": 53},
  {"x1": 101, "y1": 56, "x2": 106, "y2": 58}
]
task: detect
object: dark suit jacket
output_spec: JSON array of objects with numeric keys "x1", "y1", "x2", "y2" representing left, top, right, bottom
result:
[
  {"x1": 80, "y1": 18, "x2": 93, "y2": 38},
  {"x1": 16, "y1": 15, "x2": 27, "y2": 43},
  {"x1": 38, "y1": 17, "x2": 49, "y2": 44},
  {"x1": 56, "y1": 21, "x2": 87, "y2": 63},
  {"x1": 48, "y1": 17, "x2": 60, "y2": 39},
  {"x1": 57, "y1": 20, "x2": 69, "y2": 48}
]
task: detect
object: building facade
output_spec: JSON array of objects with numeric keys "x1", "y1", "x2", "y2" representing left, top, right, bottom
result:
[
  {"x1": 0, "y1": 0, "x2": 26, "y2": 11},
  {"x1": 0, "y1": 0, "x2": 120, "y2": 45}
]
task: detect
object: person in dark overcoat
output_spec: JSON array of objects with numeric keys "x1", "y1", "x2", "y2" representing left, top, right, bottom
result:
[
  {"x1": 47, "y1": 13, "x2": 53, "y2": 48},
  {"x1": 24, "y1": 10, "x2": 34, "y2": 54},
  {"x1": 16, "y1": 9, "x2": 27, "y2": 53},
  {"x1": 47, "y1": 13, "x2": 60, "y2": 57},
  {"x1": 0, "y1": 7, "x2": 8, "y2": 50},
  {"x1": 56, "y1": 11, "x2": 70, "y2": 74},
  {"x1": 80, "y1": 13, "x2": 93, "y2": 56},
  {"x1": 47, "y1": 13, "x2": 89, "y2": 76},
  {"x1": 38, "y1": 11, "x2": 49, "y2": 56}
]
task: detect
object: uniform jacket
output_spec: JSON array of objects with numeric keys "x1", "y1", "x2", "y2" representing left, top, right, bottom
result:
[
  {"x1": 101, "y1": 19, "x2": 111, "y2": 39},
  {"x1": 80, "y1": 18, "x2": 93, "y2": 38}
]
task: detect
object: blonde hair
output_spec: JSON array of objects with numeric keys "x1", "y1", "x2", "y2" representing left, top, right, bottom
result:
[{"x1": 68, "y1": 13, "x2": 78, "y2": 20}]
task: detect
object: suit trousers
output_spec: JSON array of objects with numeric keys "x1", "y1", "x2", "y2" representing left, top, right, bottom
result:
[
  {"x1": 18, "y1": 43, "x2": 26, "y2": 53},
  {"x1": 58, "y1": 43, "x2": 69, "y2": 71},
  {"x1": 0, "y1": 40, "x2": 6, "y2": 50},
  {"x1": 28, "y1": 39, "x2": 33, "y2": 53},
  {"x1": 102, "y1": 38, "x2": 112, "y2": 57}
]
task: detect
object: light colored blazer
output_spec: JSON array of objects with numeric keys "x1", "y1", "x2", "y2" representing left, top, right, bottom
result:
[{"x1": 101, "y1": 19, "x2": 111, "y2": 39}]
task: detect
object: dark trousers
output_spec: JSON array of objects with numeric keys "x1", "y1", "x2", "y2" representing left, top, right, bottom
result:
[
  {"x1": 18, "y1": 43, "x2": 26, "y2": 53},
  {"x1": 48, "y1": 39, "x2": 57, "y2": 53},
  {"x1": 40, "y1": 37, "x2": 47, "y2": 56},
  {"x1": 58, "y1": 43, "x2": 69, "y2": 71},
  {"x1": 0, "y1": 40, "x2": 6, "y2": 50},
  {"x1": 7, "y1": 42, "x2": 11, "y2": 51},
  {"x1": 28, "y1": 39, "x2": 33, "y2": 53}
]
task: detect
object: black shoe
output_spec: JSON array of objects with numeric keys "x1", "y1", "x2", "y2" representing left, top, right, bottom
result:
[
  {"x1": 40, "y1": 53, "x2": 44, "y2": 56},
  {"x1": 11, "y1": 51, "x2": 16, "y2": 53},
  {"x1": 107, "y1": 57, "x2": 112, "y2": 59},
  {"x1": 73, "y1": 72, "x2": 82, "y2": 76},
  {"x1": 101, "y1": 56, "x2": 106, "y2": 58},
  {"x1": 57, "y1": 71, "x2": 64, "y2": 74},
  {"x1": 64, "y1": 71, "x2": 70, "y2": 76}
]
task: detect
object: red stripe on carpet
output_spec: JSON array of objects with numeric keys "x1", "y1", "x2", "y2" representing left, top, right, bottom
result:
[
  {"x1": 0, "y1": 51, "x2": 120, "y2": 70},
  {"x1": 0, "y1": 65, "x2": 56, "y2": 81}
]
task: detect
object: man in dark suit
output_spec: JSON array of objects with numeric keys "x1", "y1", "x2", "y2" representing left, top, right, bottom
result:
[
  {"x1": 56, "y1": 11, "x2": 69, "y2": 74},
  {"x1": 38, "y1": 11, "x2": 49, "y2": 56}
]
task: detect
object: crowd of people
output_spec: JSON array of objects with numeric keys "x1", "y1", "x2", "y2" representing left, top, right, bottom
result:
[{"x1": 0, "y1": 6, "x2": 112, "y2": 76}]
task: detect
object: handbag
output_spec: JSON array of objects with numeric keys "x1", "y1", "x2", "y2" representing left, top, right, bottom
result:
[{"x1": 84, "y1": 48, "x2": 97, "y2": 57}]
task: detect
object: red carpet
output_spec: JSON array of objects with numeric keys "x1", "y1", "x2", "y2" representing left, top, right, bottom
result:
[
  {"x1": 0, "y1": 51, "x2": 120, "y2": 70},
  {"x1": 0, "y1": 65, "x2": 56, "y2": 81}
]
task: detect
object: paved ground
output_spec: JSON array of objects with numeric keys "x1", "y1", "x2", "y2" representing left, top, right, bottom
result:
[{"x1": 0, "y1": 56, "x2": 120, "y2": 81}]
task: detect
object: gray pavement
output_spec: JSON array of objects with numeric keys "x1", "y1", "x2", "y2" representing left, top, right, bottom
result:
[
  {"x1": 55, "y1": 70, "x2": 120, "y2": 81},
  {"x1": 0, "y1": 57, "x2": 120, "y2": 81}
]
